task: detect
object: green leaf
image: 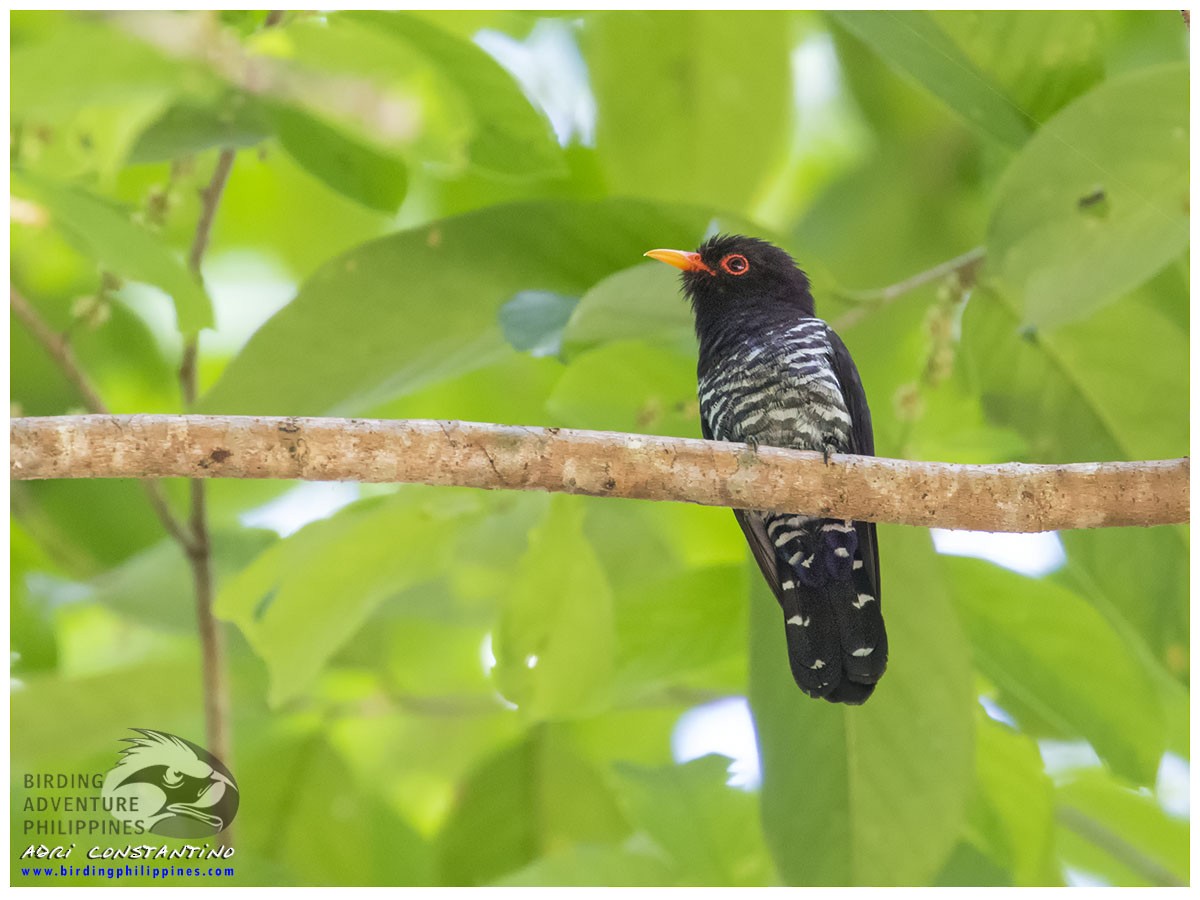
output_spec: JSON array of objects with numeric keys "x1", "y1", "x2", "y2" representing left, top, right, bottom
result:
[
  {"x1": 11, "y1": 19, "x2": 187, "y2": 121},
  {"x1": 437, "y1": 727, "x2": 629, "y2": 885},
  {"x1": 12, "y1": 659, "x2": 202, "y2": 768},
  {"x1": 933, "y1": 11, "x2": 1105, "y2": 121},
  {"x1": 200, "y1": 199, "x2": 715, "y2": 416},
  {"x1": 88, "y1": 530, "x2": 276, "y2": 632},
  {"x1": 945, "y1": 557, "x2": 1165, "y2": 785},
  {"x1": 582, "y1": 11, "x2": 793, "y2": 211},
  {"x1": 215, "y1": 488, "x2": 485, "y2": 705},
  {"x1": 271, "y1": 103, "x2": 408, "y2": 213},
  {"x1": 561, "y1": 263, "x2": 695, "y2": 359},
  {"x1": 613, "y1": 755, "x2": 774, "y2": 886},
  {"x1": 1058, "y1": 526, "x2": 1188, "y2": 682},
  {"x1": 752, "y1": 527, "x2": 975, "y2": 885},
  {"x1": 498, "y1": 290, "x2": 578, "y2": 357},
  {"x1": 829, "y1": 11, "x2": 1033, "y2": 147},
  {"x1": 1055, "y1": 769, "x2": 1188, "y2": 887},
  {"x1": 340, "y1": 11, "x2": 565, "y2": 179},
  {"x1": 493, "y1": 496, "x2": 614, "y2": 719},
  {"x1": 497, "y1": 844, "x2": 675, "y2": 887},
  {"x1": 986, "y1": 63, "x2": 1189, "y2": 326},
  {"x1": 967, "y1": 713, "x2": 1060, "y2": 885},
  {"x1": 12, "y1": 171, "x2": 214, "y2": 334},
  {"x1": 547, "y1": 340, "x2": 699, "y2": 436},
  {"x1": 129, "y1": 94, "x2": 272, "y2": 163},
  {"x1": 238, "y1": 729, "x2": 434, "y2": 885},
  {"x1": 961, "y1": 285, "x2": 1187, "y2": 462},
  {"x1": 613, "y1": 564, "x2": 747, "y2": 699}
]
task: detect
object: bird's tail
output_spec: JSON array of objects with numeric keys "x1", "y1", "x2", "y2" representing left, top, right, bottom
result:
[
  {"x1": 780, "y1": 579, "x2": 886, "y2": 704},
  {"x1": 775, "y1": 525, "x2": 887, "y2": 705}
]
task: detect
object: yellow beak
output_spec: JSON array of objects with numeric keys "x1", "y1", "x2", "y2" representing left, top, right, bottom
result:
[{"x1": 644, "y1": 248, "x2": 714, "y2": 275}]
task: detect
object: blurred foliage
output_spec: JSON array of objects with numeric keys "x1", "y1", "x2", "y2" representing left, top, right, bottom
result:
[{"x1": 10, "y1": 9, "x2": 1189, "y2": 888}]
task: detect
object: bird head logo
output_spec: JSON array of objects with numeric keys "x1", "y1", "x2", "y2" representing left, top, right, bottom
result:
[{"x1": 101, "y1": 729, "x2": 239, "y2": 838}]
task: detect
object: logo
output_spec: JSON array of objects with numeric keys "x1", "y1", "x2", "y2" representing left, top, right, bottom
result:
[{"x1": 101, "y1": 730, "x2": 239, "y2": 839}]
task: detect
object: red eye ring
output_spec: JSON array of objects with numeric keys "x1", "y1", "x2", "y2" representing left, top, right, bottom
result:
[{"x1": 720, "y1": 253, "x2": 749, "y2": 276}]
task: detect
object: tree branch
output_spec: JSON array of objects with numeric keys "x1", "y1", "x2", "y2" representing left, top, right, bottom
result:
[
  {"x1": 179, "y1": 149, "x2": 237, "y2": 825},
  {"x1": 10, "y1": 415, "x2": 1188, "y2": 533},
  {"x1": 10, "y1": 287, "x2": 194, "y2": 549},
  {"x1": 831, "y1": 246, "x2": 986, "y2": 331}
]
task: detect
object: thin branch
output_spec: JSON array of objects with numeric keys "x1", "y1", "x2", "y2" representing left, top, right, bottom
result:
[
  {"x1": 11, "y1": 287, "x2": 111, "y2": 416},
  {"x1": 10, "y1": 287, "x2": 194, "y2": 549},
  {"x1": 179, "y1": 149, "x2": 237, "y2": 829},
  {"x1": 1056, "y1": 804, "x2": 1184, "y2": 887},
  {"x1": 10, "y1": 415, "x2": 1189, "y2": 533},
  {"x1": 831, "y1": 246, "x2": 986, "y2": 331},
  {"x1": 179, "y1": 148, "x2": 236, "y2": 403}
]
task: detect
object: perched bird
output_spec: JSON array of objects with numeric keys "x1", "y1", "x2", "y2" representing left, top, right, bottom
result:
[{"x1": 646, "y1": 235, "x2": 886, "y2": 704}]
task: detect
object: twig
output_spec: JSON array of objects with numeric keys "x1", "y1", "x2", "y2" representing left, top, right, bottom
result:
[
  {"x1": 11, "y1": 287, "x2": 111, "y2": 416},
  {"x1": 1056, "y1": 804, "x2": 1184, "y2": 887},
  {"x1": 180, "y1": 149, "x2": 237, "y2": 830},
  {"x1": 10, "y1": 287, "x2": 194, "y2": 549},
  {"x1": 831, "y1": 246, "x2": 986, "y2": 331},
  {"x1": 179, "y1": 148, "x2": 236, "y2": 402},
  {"x1": 10, "y1": 415, "x2": 1189, "y2": 533}
]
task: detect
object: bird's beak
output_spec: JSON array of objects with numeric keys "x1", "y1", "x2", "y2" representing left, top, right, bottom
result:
[{"x1": 644, "y1": 248, "x2": 714, "y2": 275}]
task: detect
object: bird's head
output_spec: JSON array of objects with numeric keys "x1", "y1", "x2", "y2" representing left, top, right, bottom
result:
[{"x1": 645, "y1": 234, "x2": 815, "y2": 327}]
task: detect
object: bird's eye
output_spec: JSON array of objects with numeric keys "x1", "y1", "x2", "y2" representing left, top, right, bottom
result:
[{"x1": 721, "y1": 254, "x2": 749, "y2": 276}]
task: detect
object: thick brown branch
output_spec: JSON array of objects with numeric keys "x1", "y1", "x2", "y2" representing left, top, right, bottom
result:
[{"x1": 10, "y1": 415, "x2": 1188, "y2": 533}]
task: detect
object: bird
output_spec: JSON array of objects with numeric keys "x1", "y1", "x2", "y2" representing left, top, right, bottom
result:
[{"x1": 646, "y1": 235, "x2": 886, "y2": 704}]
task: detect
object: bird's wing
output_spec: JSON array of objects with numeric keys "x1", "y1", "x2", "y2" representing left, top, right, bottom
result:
[{"x1": 826, "y1": 326, "x2": 886, "y2": 683}]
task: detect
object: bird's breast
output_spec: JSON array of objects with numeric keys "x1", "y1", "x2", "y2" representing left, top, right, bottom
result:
[{"x1": 698, "y1": 320, "x2": 851, "y2": 451}]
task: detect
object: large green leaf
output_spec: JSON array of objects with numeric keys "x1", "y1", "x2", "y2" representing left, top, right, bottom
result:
[
  {"x1": 1057, "y1": 526, "x2": 1188, "y2": 683},
  {"x1": 12, "y1": 171, "x2": 214, "y2": 334},
  {"x1": 436, "y1": 727, "x2": 629, "y2": 885},
  {"x1": 342, "y1": 12, "x2": 565, "y2": 179},
  {"x1": 128, "y1": 93, "x2": 272, "y2": 163},
  {"x1": 496, "y1": 845, "x2": 675, "y2": 887},
  {"x1": 582, "y1": 11, "x2": 793, "y2": 211},
  {"x1": 200, "y1": 199, "x2": 714, "y2": 415},
  {"x1": 11, "y1": 19, "x2": 188, "y2": 120},
  {"x1": 934, "y1": 11, "x2": 1104, "y2": 122},
  {"x1": 493, "y1": 496, "x2": 614, "y2": 720},
  {"x1": 1055, "y1": 769, "x2": 1189, "y2": 887},
  {"x1": 966, "y1": 713, "x2": 1060, "y2": 885},
  {"x1": 945, "y1": 557, "x2": 1165, "y2": 785},
  {"x1": 986, "y1": 63, "x2": 1189, "y2": 326},
  {"x1": 215, "y1": 487, "x2": 486, "y2": 705},
  {"x1": 547, "y1": 340, "x2": 699, "y2": 436},
  {"x1": 561, "y1": 262, "x2": 695, "y2": 359},
  {"x1": 612, "y1": 565, "x2": 747, "y2": 700},
  {"x1": 752, "y1": 527, "x2": 975, "y2": 885},
  {"x1": 237, "y1": 728, "x2": 434, "y2": 885},
  {"x1": 829, "y1": 11, "x2": 1032, "y2": 147},
  {"x1": 87, "y1": 530, "x2": 276, "y2": 632},
  {"x1": 270, "y1": 103, "x2": 408, "y2": 213},
  {"x1": 961, "y1": 285, "x2": 1187, "y2": 463},
  {"x1": 613, "y1": 755, "x2": 774, "y2": 886}
]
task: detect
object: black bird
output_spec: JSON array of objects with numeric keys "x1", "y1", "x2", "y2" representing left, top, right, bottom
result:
[{"x1": 646, "y1": 235, "x2": 886, "y2": 704}]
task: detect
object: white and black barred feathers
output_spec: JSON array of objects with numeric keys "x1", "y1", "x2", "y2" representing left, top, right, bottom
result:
[{"x1": 663, "y1": 234, "x2": 887, "y2": 704}]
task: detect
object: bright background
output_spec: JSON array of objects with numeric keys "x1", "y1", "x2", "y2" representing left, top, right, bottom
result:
[{"x1": 10, "y1": 9, "x2": 1190, "y2": 887}]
